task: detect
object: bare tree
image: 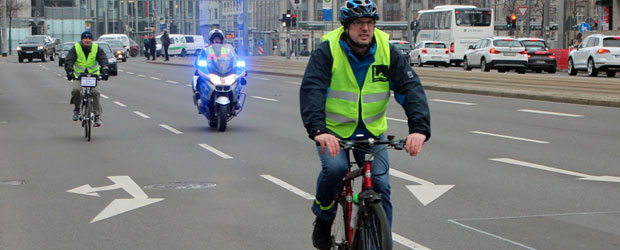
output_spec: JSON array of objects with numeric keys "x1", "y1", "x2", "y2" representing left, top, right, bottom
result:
[{"x1": 5, "y1": 0, "x2": 26, "y2": 54}]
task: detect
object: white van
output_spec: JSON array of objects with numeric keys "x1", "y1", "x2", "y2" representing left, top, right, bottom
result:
[
  {"x1": 97, "y1": 34, "x2": 131, "y2": 55},
  {"x1": 184, "y1": 35, "x2": 206, "y2": 56},
  {"x1": 155, "y1": 34, "x2": 189, "y2": 57}
]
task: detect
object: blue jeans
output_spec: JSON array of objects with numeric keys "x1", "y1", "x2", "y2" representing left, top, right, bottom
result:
[{"x1": 312, "y1": 140, "x2": 392, "y2": 227}]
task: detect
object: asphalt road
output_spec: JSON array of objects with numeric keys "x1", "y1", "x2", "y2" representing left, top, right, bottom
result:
[{"x1": 1, "y1": 56, "x2": 620, "y2": 250}]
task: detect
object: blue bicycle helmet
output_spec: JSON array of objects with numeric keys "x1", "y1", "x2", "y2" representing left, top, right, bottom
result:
[{"x1": 340, "y1": 0, "x2": 379, "y2": 25}]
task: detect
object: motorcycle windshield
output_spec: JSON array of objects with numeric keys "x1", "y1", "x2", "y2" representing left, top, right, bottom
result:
[{"x1": 200, "y1": 44, "x2": 236, "y2": 76}]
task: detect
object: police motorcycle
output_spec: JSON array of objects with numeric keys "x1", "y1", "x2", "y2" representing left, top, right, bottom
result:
[{"x1": 192, "y1": 44, "x2": 247, "y2": 132}]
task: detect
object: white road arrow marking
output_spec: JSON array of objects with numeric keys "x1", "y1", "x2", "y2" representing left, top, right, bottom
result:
[
  {"x1": 491, "y1": 158, "x2": 620, "y2": 183},
  {"x1": 390, "y1": 169, "x2": 454, "y2": 206},
  {"x1": 67, "y1": 176, "x2": 164, "y2": 223}
]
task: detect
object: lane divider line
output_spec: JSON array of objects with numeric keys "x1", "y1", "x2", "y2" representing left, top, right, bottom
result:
[
  {"x1": 251, "y1": 96, "x2": 278, "y2": 102},
  {"x1": 392, "y1": 233, "x2": 432, "y2": 250},
  {"x1": 133, "y1": 111, "x2": 150, "y2": 118},
  {"x1": 127, "y1": 72, "x2": 134, "y2": 74},
  {"x1": 150, "y1": 77, "x2": 161, "y2": 80},
  {"x1": 471, "y1": 131, "x2": 549, "y2": 144},
  {"x1": 198, "y1": 144, "x2": 233, "y2": 159},
  {"x1": 255, "y1": 77, "x2": 271, "y2": 81},
  {"x1": 100, "y1": 94, "x2": 109, "y2": 99},
  {"x1": 160, "y1": 124, "x2": 183, "y2": 134},
  {"x1": 138, "y1": 74, "x2": 146, "y2": 77},
  {"x1": 517, "y1": 109, "x2": 583, "y2": 117},
  {"x1": 185, "y1": 84, "x2": 192, "y2": 87},
  {"x1": 448, "y1": 220, "x2": 535, "y2": 250},
  {"x1": 286, "y1": 81, "x2": 301, "y2": 85},
  {"x1": 113, "y1": 101, "x2": 126, "y2": 107},
  {"x1": 260, "y1": 175, "x2": 315, "y2": 200},
  {"x1": 166, "y1": 80, "x2": 179, "y2": 84},
  {"x1": 431, "y1": 99, "x2": 476, "y2": 105}
]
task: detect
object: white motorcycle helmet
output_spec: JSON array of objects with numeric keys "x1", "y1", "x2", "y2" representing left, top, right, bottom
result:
[{"x1": 208, "y1": 29, "x2": 225, "y2": 44}]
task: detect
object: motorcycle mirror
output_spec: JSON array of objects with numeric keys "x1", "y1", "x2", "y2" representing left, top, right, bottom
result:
[{"x1": 240, "y1": 78, "x2": 247, "y2": 86}]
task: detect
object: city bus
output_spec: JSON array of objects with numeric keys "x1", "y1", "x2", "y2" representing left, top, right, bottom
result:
[{"x1": 413, "y1": 5, "x2": 494, "y2": 66}]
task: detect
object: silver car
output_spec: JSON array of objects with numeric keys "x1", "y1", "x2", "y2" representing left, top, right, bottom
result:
[
  {"x1": 463, "y1": 37, "x2": 528, "y2": 74},
  {"x1": 568, "y1": 35, "x2": 620, "y2": 77}
]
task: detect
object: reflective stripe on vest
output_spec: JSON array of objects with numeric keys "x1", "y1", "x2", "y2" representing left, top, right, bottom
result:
[
  {"x1": 322, "y1": 26, "x2": 391, "y2": 138},
  {"x1": 73, "y1": 42, "x2": 100, "y2": 76}
]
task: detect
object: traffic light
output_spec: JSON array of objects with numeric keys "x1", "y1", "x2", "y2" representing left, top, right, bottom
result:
[
  {"x1": 511, "y1": 14, "x2": 517, "y2": 29},
  {"x1": 291, "y1": 14, "x2": 297, "y2": 27},
  {"x1": 281, "y1": 13, "x2": 291, "y2": 27},
  {"x1": 594, "y1": 20, "x2": 598, "y2": 29},
  {"x1": 506, "y1": 16, "x2": 511, "y2": 29}
]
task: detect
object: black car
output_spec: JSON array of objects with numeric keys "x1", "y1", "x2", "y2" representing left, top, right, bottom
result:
[
  {"x1": 58, "y1": 42, "x2": 75, "y2": 67},
  {"x1": 17, "y1": 35, "x2": 57, "y2": 63},
  {"x1": 95, "y1": 42, "x2": 118, "y2": 76},
  {"x1": 518, "y1": 38, "x2": 557, "y2": 73}
]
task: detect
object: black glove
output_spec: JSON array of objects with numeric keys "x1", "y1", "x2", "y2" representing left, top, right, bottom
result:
[
  {"x1": 101, "y1": 67, "x2": 109, "y2": 81},
  {"x1": 66, "y1": 71, "x2": 74, "y2": 81}
]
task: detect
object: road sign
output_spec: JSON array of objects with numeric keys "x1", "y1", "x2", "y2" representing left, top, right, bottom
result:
[
  {"x1": 258, "y1": 40, "x2": 264, "y2": 46},
  {"x1": 517, "y1": 6, "x2": 528, "y2": 17},
  {"x1": 579, "y1": 23, "x2": 591, "y2": 32},
  {"x1": 160, "y1": 23, "x2": 166, "y2": 30}
]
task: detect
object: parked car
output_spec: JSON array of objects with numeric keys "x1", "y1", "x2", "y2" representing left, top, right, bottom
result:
[
  {"x1": 389, "y1": 40, "x2": 412, "y2": 63},
  {"x1": 463, "y1": 37, "x2": 527, "y2": 73},
  {"x1": 58, "y1": 42, "x2": 75, "y2": 67},
  {"x1": 97, "y1": 34, "x2": 131, "y2": 55},
  {"x1": 517, "y1": 38, "x2": 557, "y2": 73},
  {"x1": 568, "y1": 34, "x2": 620, "y2": 77},
  {"x1": 104, "y1": 40, "x2": 127, "y2": 62},
  {"x1": 409, "y1": 41, "x2": 450, "y2": 67},
  {"x1": 95, "y1": 42, "x2": 118, "y2": 76},
  {"x1": 184, "y1": 35, "x2": 206, "y2": 56},
  {"x1": 16, "y1": 35, "x2": 57, "y2": 63},
  {"x1": 129, "y1": 38, "x2": 139, "y2": 57}
]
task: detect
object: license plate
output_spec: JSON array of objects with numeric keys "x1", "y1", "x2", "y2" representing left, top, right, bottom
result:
[
  {"x1": 504, "y1": 52, "x2": 516, "y2": 56},
  {"x1": 25, "y1": 51, "x2": 33, "y2": 54},
  {"x1": 431, "y1": 56, "x2": 441, "y2": 59},
  {"x1": 80, "y1": 76, "x2": 97, "y2": 87},
  {"x1": 534, "y1": 61, "x2": 546, "y2": 64}
]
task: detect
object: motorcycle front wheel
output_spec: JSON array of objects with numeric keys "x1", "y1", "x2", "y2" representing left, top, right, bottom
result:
[{"x1": 217, "y1": 104, "x2": 228, "y2": 132}]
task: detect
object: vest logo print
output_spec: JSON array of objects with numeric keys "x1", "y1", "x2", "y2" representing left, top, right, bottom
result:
[{"x1": 372, "y1": 65, "x2": 389, "y2": 82}]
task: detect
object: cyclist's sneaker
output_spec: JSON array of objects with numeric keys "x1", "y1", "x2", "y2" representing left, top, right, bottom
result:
[
  {"x1": 72, "y1": 110, "x2": 79, "y2": 121},
  {"x1": 94, "y1": 116, "x2": 102, "y2": 127},
  {"x1": 312, "y1": 217, "x2": 334, "y2": 250}
]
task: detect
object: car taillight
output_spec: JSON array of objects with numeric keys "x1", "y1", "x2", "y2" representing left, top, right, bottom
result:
[
  {"x1": 527, "y1": 54, "x2": 531, "y2": 58},
  {"x1": 445, "y1": 49, "x2": 449, "y2": 54},
  {"x1": 519, "y1": 50, "x2": 528, "y2": 54},
  {"x1": 490, "y1": 48, "x2": 501, "y2": 54},
  {"x1": 422, "y1": 48, "x2": 427, "y2": 54},
  {"x1": 450, "y1": 42, "x2": 454, "y2": 53},
  {"x1": 597, "y1": 48, "x2": 610, "y2": 54},
  {"x1": 549, "y1": 55, "x2": 556, "y2": 59}
]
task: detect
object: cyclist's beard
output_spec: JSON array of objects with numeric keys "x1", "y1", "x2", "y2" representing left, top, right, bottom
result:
[{"x1": 346, "y1": 32, "x2": 371, "y2": 49}]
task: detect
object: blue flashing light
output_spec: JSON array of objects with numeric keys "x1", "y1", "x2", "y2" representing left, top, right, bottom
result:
[
  {"x1": 236, "y1": 60, "x2": 246, "y2": 68},
  {"x1": 197, "y1": 60, "x2": 207, "y2": 67}
]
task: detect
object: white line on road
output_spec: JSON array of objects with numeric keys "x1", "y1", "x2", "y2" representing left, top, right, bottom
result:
[
  {"x1": 185, "y1": 84, "x2": 192, "y2": 87},
  {"x1": 490, "y1": 158, "x2": 590, "y2": 178},
  {"x1": 127, "y1": 72, "x2": 134, "y2": 75},
  {"x1": 286, "y1": 81, "x2": 301, "y2": 85},
  {"x1": 150, "y1": 77, "x2": 161, "y2": 80},
  {"x1": 160, "y1": 124, "x2": 183, "y2": 134},
  {"x1": 387, "y1": 117, "x2": 407, "y2": 123},
  {"x1": 251, "y1": 96, "x2": 278, "y2": 102},
  {"x1": 198, "y1": 144, "x2": 233, "y2": 159},
  {"x1": 255, "y1": 77, "x2": 271, "y2": 81},
  {"x1": 260, "y1": 175, "x2": 315, "y2": 200},
  {"x1": 448, "y1": 220, "x2": 536, "y2": 250},
  {"x1": 166, "y1": 80, "x2": 179, "y2": 84},
  {"x1": 517, "y1": 109, "x2": 583, "y2": 117},
  {"x1": 100, "y1": 94, "x2": 109, "y2": 99},
  {"x1": 118, "y1": 69, "x2": 124, "y2": 72},
  {"x1": 471, "y1": 131, "x2": 549, "y2": 144},
  {"x1": 392, "y1": 233, "x2": 432, "y2": 250},
  {"x1": 431, "y1": 99, "x2": 476, "y2": 105},
  {"x1": 138, "y1": 74, "x2": 146, "y2": 77},
  {"x1": 113, "y1": 101, "x2": 127, "y2": 107},
  {"x1": 57, "y1": 74, "x2": 63, "y2": 77},
  {"x1": 133, "y1": 111, "x2": 151, "y2": 118}
]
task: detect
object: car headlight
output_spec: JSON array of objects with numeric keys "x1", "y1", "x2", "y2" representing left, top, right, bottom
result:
[
  {"x1": 108, "y1": 58, "x2": 117, "y2": 63},
  {"x1": 208, "y1": 74, "x2": 236, "y2": 86},
  {"x1": 16, "y1": 46, "x2": 21, "y2": 51},
  {"x1": 37, "y1": 46, "x2": 44, "y2": 50}
]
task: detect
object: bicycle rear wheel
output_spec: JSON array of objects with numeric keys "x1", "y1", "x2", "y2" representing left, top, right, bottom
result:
[{"x1": 354, "y1": 202, "x2": 392, "y2": 250}]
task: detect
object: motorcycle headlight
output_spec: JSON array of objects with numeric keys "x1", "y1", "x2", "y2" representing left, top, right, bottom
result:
[
  {"x1": 37, "y1": 46, "x2": 44, "y2": 50},
  {"x1": 16, "y1": 46, "x2": 21, "y2": 51},
  {"x1": 208, "y1": 74, "x2": 236, "y2": 86}
]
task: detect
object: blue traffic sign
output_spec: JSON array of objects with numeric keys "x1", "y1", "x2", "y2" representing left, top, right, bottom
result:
[
  {"x1": 160, "y1": 23, "x2": 166, "y2": 30},
  {"x1": 579, "y1": 23, "x2": 591, "y2": 32},
  {"x1": 258, "y1": 40, "x2": 264, "y2": 46}
]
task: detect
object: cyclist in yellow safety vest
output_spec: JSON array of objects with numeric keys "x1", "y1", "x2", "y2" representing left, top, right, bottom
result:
[
  {"x1": 64, "y1": 31, "x2": 109, "y2": 127},
  {"x1": 299, "y1": 1, "x2": 431, "y2": 249}
]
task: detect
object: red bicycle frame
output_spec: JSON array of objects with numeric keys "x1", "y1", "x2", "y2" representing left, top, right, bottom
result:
[{"x1": 341, "y1": 154, "x2": 374, "y2": 247}]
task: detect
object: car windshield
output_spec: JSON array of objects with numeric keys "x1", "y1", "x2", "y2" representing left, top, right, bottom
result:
[
  {"x1": 22, "y1": 37, "x2": 46, "y2": 44},
  {"x1": 455, "y1": 8, "x2": 492, "y2": 26},
  {"x1": 106, "y1": 40, "x2": 123, "y2": 48},
  {"x1": 391, "y1": 42, "x2": 411, "y2": 51},
  {"x1": 493, "y1": 40, "x2": 522, "y2": 47},
  {"x1": 156, "y1": 37, "x2": 161, "y2": 44},
  {"x1": 603, "y1": 38, "x2": 620, "y2": 47},
  {"x1": 98, "y1": 44, "x2": 113, "y2": 54},
  {"x1": 62, "y1": 43, "x2": 74, "y2": 51},
  {"x1": 425, "y1": 43, "x2": 446, "y2": 48}
]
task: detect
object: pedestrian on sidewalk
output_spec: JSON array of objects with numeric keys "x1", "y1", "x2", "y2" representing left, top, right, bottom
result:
[
  {"x1": 162, "y1": 30, "x2": 170, "y2": 61},
  {"x1": 149, "y1": 34, "x2": 157, "y2": 61},
  {"x1": 143, "y1": 37, "x2": 151, "y2": 59}
]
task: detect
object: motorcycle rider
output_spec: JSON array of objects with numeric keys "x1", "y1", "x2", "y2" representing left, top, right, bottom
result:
[
  {"x1": 65, "y1": 31, "x2": 109, "y2": 127},
  {"x1": 299, "y1": 0, "x2": 430, "y2": 249},
  {"x1": 192, "y1": 29, "x2": 227, "y2": 109}
]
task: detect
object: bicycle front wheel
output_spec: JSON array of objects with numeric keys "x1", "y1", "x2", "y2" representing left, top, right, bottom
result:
[
  {"x1": 86, "y1": 98, "x2": 93, "y2": 141},
  {"x1": 355, "y1": 202, "x2": 392, "y2": 250},
  {"x1": 331, "y1": 200, "x2": 349, "y2": 250}
]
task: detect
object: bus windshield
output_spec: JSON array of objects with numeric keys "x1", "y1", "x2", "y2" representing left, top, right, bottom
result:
[{"x1": 455, "y1": 9, "x2": 492, "y2": 26}]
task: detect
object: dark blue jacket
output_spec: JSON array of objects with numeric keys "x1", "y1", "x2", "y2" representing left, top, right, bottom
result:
[{"x1": 300, "y1": 32, "x2": 431, "y2": 141}]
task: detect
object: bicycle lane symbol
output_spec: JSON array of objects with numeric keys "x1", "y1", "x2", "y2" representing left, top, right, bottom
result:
[{"x1": 67, "y1": 176, "x2": 164, "y2": 223}]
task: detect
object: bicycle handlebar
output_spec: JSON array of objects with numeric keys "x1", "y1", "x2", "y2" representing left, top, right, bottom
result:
[{"x1": 338, "y1": 135, "x2": 406, "y2": 151}]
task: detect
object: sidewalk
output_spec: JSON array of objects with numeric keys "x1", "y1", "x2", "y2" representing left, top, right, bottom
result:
[{"x1": 147, "y1": 55, "x2": 620, "y2": 108}]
